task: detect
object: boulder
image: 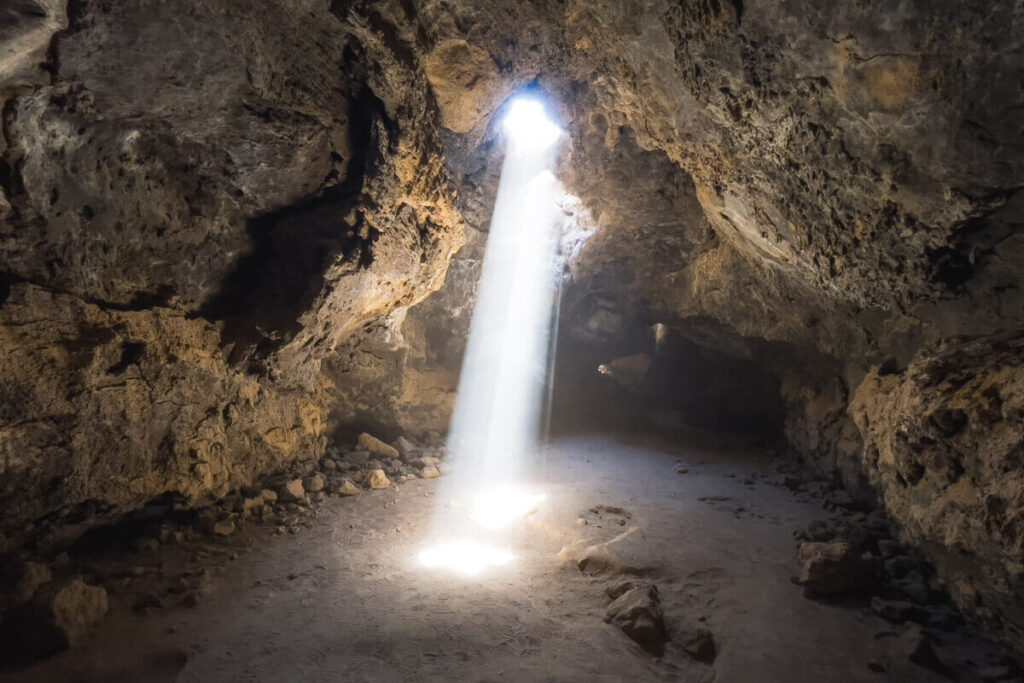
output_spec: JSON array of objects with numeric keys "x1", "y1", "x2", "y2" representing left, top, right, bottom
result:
[
  {"x1": 605, "y1": 581, "x2": 667, "y2": 656},
  {"x1": 796, "y1": 541, "x2": 878, "y2": 596},
  {"x1": 0, "y1": 579, "x2": 108, "y2": 663},
  {"x1": 278, "y1": 479, "x2": 305, "y2": 503},
  {"x1": 358, "y1": 433, "x2": 400, "y2": 459}
]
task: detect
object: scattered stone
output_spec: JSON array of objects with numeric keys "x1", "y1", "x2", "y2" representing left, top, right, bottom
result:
[
  {"x1": 212, "y1": 520, "x2": 236, "y2": 536},
  {"x1": 133, "y1": 591, "x2": 163, "y2": 613},
  {"x1": 673, "y1": 464, "x2": 688, "y2": 474},
  {"x1": 900, "y1": 625, "x2": 949, "y2": 676},
  {"x1": 261, "y1": 489, "x2": 278, "y2": 503},
  {"x1": 884, "y1": 555, "x2": 919, "y2": 579},
  {"x1": 14, "y1": 561, "x2": 53, "y2": 603},
  {"x1": 367, "y1": 469, "x2": 391, "y2": 490},
  {"x1": 825, "y1": 489, "x2": 856, "y2": 510},
  {"x1": 323, "y1": 459, "x2": 337, "y2": 470},
  {"x1": 358, "y1": 432, "x2": 400, "y2": 459},
  {"x1": 576, "y1": 518, "x2": 588, "y2": 526},
  {"x1": 394, "y1": 436, "x2": 416, "y2": 458},
  {"x1": 279, "y1": 479, "x2": 305, "y2": 503},
  {"x1": 871, "y1": 596, "x2": 928, "y2": 624},
  {"x1": 678, "y1": 624, "x2": 717, "y2": 663},
  {"x1": 420, "y1": 465, "x2": 440, "y2": 479},
  {"x1": 304, "y1": 473, "x2": 325, "y2": 493},
  {"x1": 796, "y1": 541, "x2": 878, "y2": 596},
  {"x1": 605, "y1": 581, "x2": 667, "y2": 656}
]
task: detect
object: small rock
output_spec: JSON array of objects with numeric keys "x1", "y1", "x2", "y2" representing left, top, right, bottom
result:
[
  {"x1": 825, "y1": 490, "x2": 856, "y2": 510},
  {"x1": 871, "y1": 597, "x2": 927, "y2": 624},
  {"x1": 279, "y1": 479, "x2": 305, "y2": 503},
  {"x1": 884, "y1": 555, "x2": 919, "y2": 579},
  {"x1": 212, "y1": 520, "x2": 236, "y2": 537},
  {"x1": 673, "y1": 464, "x2": 688, "y2": 474},
  {"x1": 335, "y1": 481, "x2": 360, "y2": 497},
  {"x1": 133, "y1": 591, "x2": 163, "y2": 614},
  {"x1": 367, "y1": 469, "x2": 391, "y2": 490},
  {"x1": 358, "y1": 432, "x2": 400, "y2": 459},
  {"x1": 900, "y1": 625, "x2": 949, "y2": 675},
  {"x1": 323, "y1": 459, "x2": 337, "y2": 470},
  {"x1": 394, "y1": 435, "x2": 416, "y2": 458},
  {"x1": 678, "y1": 624, "x2": 716, "y2": 663},
  {"x1": 304, "y1": 473, "x2": 325, "y2": 493},
  {"x1": 420, "y1": 465, "x2": 441, "y2": 479},
  {"x1": 605, "y1": 582, "x2": 667, "y2": 656},
  {"x1": 796, "y1": 541, "x2": 878, "y2": 596},
  {"x1": 261, "y1": 489, "x2": 278, "y2": 503}
]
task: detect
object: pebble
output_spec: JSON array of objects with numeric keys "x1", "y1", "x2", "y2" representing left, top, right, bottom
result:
[{"x1": 367, "y1": 469, "x2": 391, "y2": 490}]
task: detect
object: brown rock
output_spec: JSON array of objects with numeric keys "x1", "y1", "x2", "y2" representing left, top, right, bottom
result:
[
  {"x1": 278, "y1": 479, "x2": 305, "y2": 503},
  {"x1": 419, "y1": 465, "x2": 440, "y2": 479},
  {"x1": 358, "y1": 433, "x2": 400, "y2": 460},
  {"x1": 367, "y1": 469, "x2": 390, "y2": 490},
  {"x1": 337, "y1": 480, "x2": 359, "y2": 496}
]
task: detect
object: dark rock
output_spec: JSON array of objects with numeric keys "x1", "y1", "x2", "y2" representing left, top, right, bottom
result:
[
  {"x1": 605, "y1": 582, "x2": 667, "y2": 656},
  {"x1": 797, "y1": 542, "x2": 878, "y2": 596},
  {"x1": 0, "y1": 578, "x2": 109, "y2": 663}
]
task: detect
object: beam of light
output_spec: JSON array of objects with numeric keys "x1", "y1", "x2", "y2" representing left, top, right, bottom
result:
[
  {"x1": 420, "y1": 93, "x2": 565, "y2": 575},
  {"x1": 417, "y1": 540, "x2": 515, "y2": 576},
  {"x1": 444, "y1": 94, "x2": 563, "y2": 488}
]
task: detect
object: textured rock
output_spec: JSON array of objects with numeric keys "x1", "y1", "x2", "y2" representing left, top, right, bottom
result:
[
  {"x1": 337, "y1": 480, "x2": 360, "y2": 497},
  {"x1": 357, "y1": 433, "x2": 401, "y2": 460},
  {"x1": 367, "y1": 469, "x2": 390, "y2": 490},
  {"x1": 605, "y1": 581, "x2": 667, "y2": 656},
  {"x1": 796, "y1": 541, "x2": 878, "y2": 597},
  {"x1": 0, "y1": 578, "x2": 108, "y2": 663}
]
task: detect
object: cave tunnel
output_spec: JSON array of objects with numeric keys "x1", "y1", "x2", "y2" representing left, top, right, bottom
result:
[{"x1": 1, "y1": 1, "x2": 1023, "y2": 681}]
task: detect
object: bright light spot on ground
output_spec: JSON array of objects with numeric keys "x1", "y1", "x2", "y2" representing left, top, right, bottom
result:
[
  {"x1": 418, "y1": 540, "x2": 515, "y2": 576},
  {"x1": 471, "y1": 487, "x2": 547, "y2": 530},
  {"x1": 503, "y1": 97, "x2": 562, "y2": 153}
]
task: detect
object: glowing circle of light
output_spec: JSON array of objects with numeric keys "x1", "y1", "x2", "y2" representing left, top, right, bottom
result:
[
  {"x1": 418, "y1": 540, "x2": 515, "y2": 576},
  {"x1": 502, "y1": 97, "x2": 563, "y2": 152}
]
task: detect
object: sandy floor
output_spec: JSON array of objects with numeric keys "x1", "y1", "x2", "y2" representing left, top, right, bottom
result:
[{"x1": 4, "y1": 432, "x2": 944, "y2": 682}]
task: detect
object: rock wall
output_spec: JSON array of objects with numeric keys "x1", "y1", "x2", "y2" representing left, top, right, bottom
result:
[{"x1": 0, "y1": 0, "x2": 465, "y2": 549}]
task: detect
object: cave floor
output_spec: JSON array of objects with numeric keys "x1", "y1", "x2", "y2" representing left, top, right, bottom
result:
[{"x1": 5, "y1": 433, "x2": 943, "y2": 682}]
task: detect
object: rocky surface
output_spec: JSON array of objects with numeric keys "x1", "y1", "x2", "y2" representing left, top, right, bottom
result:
[{"x1": 2, "y1": 0, "x2": 1024, "y2": 661}]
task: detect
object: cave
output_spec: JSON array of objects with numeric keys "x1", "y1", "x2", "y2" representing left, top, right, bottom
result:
[{"x1": 1, "y1": 1, "x2": 1022, "y2": 680}]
